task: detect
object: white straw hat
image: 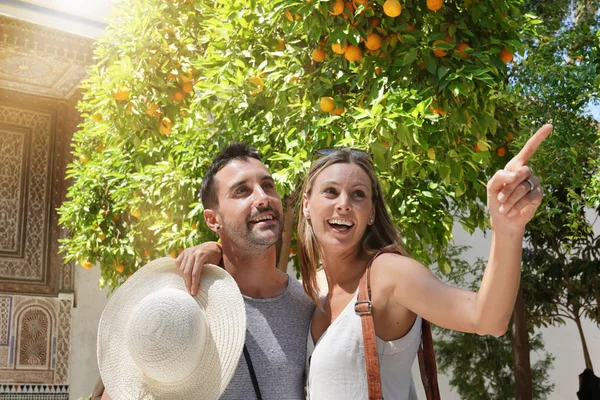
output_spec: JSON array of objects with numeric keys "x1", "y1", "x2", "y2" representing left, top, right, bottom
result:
[{"x1": 97, "y1": 257, "x2": 246, "y2": 400}]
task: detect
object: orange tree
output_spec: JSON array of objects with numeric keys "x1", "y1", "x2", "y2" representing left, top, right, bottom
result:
[{"x1": 59, "y1": 0, "x2": 534, "y2": 290}]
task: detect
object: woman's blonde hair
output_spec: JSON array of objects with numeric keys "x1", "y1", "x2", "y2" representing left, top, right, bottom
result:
[{"x1": 297, "y1": 149, "x2": 408, "y2": 306}]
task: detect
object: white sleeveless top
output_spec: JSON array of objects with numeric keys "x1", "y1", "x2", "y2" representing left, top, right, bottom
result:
[{"x1": 306, "y1": 291, "x2": 421, "y2": 400}]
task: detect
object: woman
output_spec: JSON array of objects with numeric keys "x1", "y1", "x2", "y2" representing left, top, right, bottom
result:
[{"x1": 300, "y1": 125, "x2": 551, "y2": 399}]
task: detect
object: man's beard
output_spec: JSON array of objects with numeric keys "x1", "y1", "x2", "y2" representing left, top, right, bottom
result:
[{"x1": 220, "y1": 206, "x2": 283, "y2": 251}]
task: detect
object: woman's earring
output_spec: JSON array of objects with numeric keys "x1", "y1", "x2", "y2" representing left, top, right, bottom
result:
[
  {"x1": 368, "y1": 219, "x2": 374, "y2": 225},
  {"x1": 215, "y1": 225, "x2": 221, "y2": 231},
  {"x1": 305, "y1": 212, "x2": 310, "y2": 219}
]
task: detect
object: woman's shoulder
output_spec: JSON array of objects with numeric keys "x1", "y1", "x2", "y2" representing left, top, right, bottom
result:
[
  {"x1": 371, "y1": 252, "x2": 422, "y2": 270},
  {"x1": 370, "y1": 252, "x2": 428, "y2": 286}
]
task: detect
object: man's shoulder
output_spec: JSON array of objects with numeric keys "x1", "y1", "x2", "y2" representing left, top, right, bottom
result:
[{"x1": 286, "y1": 276, "x2": 315, "y2": 310}]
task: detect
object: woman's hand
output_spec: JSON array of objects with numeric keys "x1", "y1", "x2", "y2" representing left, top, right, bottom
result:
[
  {"x1": 175, "y1": 242, "x2": 223, "y2": 295},
  {"x1": 486, "y1": 124, "x2": 552, "y2": 233}
]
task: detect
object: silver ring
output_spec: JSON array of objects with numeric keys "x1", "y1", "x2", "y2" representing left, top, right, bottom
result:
[{"x1": 526, "y1": 178, "x2": 535, "y2": 193}]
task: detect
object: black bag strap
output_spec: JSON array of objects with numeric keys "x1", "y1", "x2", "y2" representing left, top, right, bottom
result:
[{"x1": 243, "y1": 344, "x2": 263, "y2": 400}]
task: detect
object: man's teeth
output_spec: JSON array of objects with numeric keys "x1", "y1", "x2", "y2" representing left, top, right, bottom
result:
[
  {"x1": 328, "y1": 219, "x2": 354, "y2": 227},
  {"x1": 251, "y1": 215, "x2": 274, "y2": 223}
]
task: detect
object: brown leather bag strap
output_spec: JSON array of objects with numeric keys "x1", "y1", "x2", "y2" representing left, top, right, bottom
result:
[
  {"x1": 356, "y1": 262, "x2": 384, "y2": 400},
  {"x1": 418, "y1": 319, "x2": 441, "y2": 399},
  {"x1": 357, "y1": 252, "x2": 441, "y2": 400}
]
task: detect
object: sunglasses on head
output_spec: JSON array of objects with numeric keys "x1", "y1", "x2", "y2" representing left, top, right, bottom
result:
[{"x1": 313, "y1": 148, "x2": 373, "y2": 159}]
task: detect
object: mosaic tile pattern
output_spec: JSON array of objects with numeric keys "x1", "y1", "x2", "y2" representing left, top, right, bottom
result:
[
  {"x1": 0, "y1": 296, "x2": 11, "y2": 346},
  {"x1": 0, "y1": 295, "x2": 72, "y2": 386},
  {"x1": 0, "y1": 383, "x2": 68, "y2": 399},
  {"x1": 0, "y1": 16, "x2": 94, "y2": 100},
  {"x1": 0, "y1": 106, "x2": 52, "y2": 282}
]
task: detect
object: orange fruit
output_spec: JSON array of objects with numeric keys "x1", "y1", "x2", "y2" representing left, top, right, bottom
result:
[
  {"x1": 143, "y1": 249, "x2": 150, "y2": 258},
  {"x1": 173, "y1": 91, "x2": 185, "y2": 102},
  {"x1": 80, "y1": 260, "x2": 93, "y2": 270},
  {"x1": 383, "y1": 0, "x2": 401, "y2": 17},
  {"x1": 345, "y1": 2, "x2": 355, "y2": 13},
  {"x1": 112, "y1": 87, "x2": 129, "y2": 102},
  {"x1": 426, "y1": 0, "x2": 443, "y2": 11},
  {"x1": 429, "y1": 101, "x2": 446, "y2": 116},
  {"x1": 507, "y1": 132, "x2": 514, "y2": 142},
  {"x1": 92, "y1": 112, "x2": 102, "y2": 122},
  {"x1": 330, "y1": 0, "x2": 345, "y2": 15},
  {"x1": 365, "y1": 33, "x2": 382, "y2": 50},
  {"x1": 499, "y1": 47, "x2": 513, "y2": 63},
  {"x1": 313, "y1": 48, "x2": 327, "y2": 62},
  {"x1": 131, "y1": 208, "x2": 141, "y2": 219},
  {"x1": 146, "y1": 103, "x2": 160, "y2": 117},
  {"x1": 432, "y1": 40, "x2": 448, "y2": 57},
  {"x1": 115, "y1": 264, "x2": 125, "y2": 274},
  {"x1": 285, "y1": 9, "x2": 300, "y2": 21},
  {"x1": 182, "y1": 82, "x2": 194, "y2": 93},
  {"x1": 275, "y1": 38, "x2": 285, "y2": 51},
  {"x1": 496, "y1": 146, "x2": 507, "y2": 157},
  {"x1": 160, "y1": 117, "x2": 172, "y2": 135},
  {"x1": 370, "y1": 17, "x2": 380, "y2": 27},
  {"x1": 99, "y1": 233, "x2": 106, "y2": 241},
  {"x1": 375, "y1": 66, "x2": 382, "y2": 75},
  {"x1": 344, "y1": 45, "x2": 363, "y2": 62},
  {"x1": 331, "y1": 42, "x2": 348, "y2": 54},
  {"x1": 112, "y1": 215, "x2": 120, "y2": 222},
  {"x1": 320, "y1": 97, "x2": 336, "y2": 113},
  {"x1": 456, "y1": 42, "x2": 470, "y2": 58},
  {"x1": 288, "y1": 75, "x2": 300, "y2": 84},
  {"x1": 248, "y1": 76, "x2": 264, "y2": 95},
  {"x1": 169, "y1": 250, "x2": 177, "y2": 258},
  {"x1": 332, "y1": 107, "x2": 345, "y2": 115},
  {"x1": 180, "y1": 70, "x2": 194, "y2": 83},
  {"x1": 79, "y1": 154, "x2": 89, "y2": 163},
  {"x1": 353, "y1": 0, "x2": 368, "y2": 7}
]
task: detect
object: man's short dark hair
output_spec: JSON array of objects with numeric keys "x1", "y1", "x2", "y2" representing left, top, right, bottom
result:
[{"x1": 200, "y1": 142, "x2": 262, "y2": 209}]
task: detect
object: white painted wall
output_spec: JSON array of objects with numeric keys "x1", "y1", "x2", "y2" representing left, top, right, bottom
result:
[{"x1": 69, "y1": 264, "x2": 109, "y2": 400}]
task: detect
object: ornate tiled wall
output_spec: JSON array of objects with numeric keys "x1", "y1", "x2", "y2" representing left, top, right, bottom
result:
[
  {"x1": 0, "y1": 105, "x2": 53, "y2": 284},
  {"x1": 0, "y1": 294, "x2": 72, "y2": 389},
  {"x1": 0, "y1": 15, "x2": 93, "y2": 100},
  {"x1": 0, "y1": 14, "x2": 95, "y2": 396}
]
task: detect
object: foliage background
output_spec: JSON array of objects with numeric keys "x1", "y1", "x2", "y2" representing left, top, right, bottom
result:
[{"x1": 60, "y1": 0, "x2": 536, "y2": 290}]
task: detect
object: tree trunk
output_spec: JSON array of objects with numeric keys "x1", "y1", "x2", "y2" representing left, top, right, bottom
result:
[
  {"x1": 574, "y1": 313, "x2": 594, "y2": 371},
  {"x1": 277, "y1": 198, "x2": 295, "y2": 272},
  {"x1": 512, "y1": 285, "x2": 533, "y2": 400}
]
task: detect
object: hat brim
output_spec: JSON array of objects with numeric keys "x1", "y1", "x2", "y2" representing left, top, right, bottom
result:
[{"x1": 98, "y1": 258, "x2": 246, "y2": 400}]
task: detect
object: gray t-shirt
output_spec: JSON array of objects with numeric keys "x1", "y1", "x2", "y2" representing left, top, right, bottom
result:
[{"x1": 220, "y1": 276, "x2": 315, "y2": 400}]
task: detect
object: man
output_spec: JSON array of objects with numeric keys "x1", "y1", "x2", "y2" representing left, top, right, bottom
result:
[{"x1": 176, "y1": 143, "x2": 314, "y2": 399}]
